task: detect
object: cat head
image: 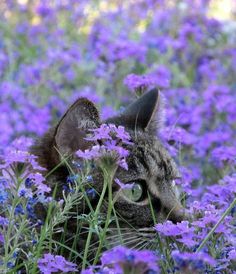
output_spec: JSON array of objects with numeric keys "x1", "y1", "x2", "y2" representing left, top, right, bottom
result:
[{"x1": 33, "y1": 89, "x2": 187, "y2": 231}]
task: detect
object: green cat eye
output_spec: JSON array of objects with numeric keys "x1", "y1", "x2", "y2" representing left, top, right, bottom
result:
[{"x1": 123, "y1": 182, "x2": 143, "y2": 202}]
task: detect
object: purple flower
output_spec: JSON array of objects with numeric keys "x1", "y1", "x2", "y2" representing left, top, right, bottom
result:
[
  {"x1": 109, "y1": 125, "x2": 132, "y2": 145},
  {"x1": 172, "y1": 250, "x2": 216, "y2": 272},
  {"x1": 0, "y1": 216, "x2": 9, "y2": 226},
  {"x1": 101, "y1": 246, "x2": 159, "y2": 274},
  {"x1": 155, "y1": 221, "x2": 194, "y2": 237},
  {"x1": 36, "y1": 3, "x2": 53, "y2": 17},
  {"x1": 228, "y1": 249, "x2": 236, "y2": 261},
  {"x1": 155, "y1": 221, "x2": 197, "y2": 248},
  {"x1": 76, "y1": 145, "x2": 101, "y2": 160},
  {"x1": 27, "y1": 172, "x2": 51, "y2": 195},
  {"x1": 0, "y1": 233, "x2": 4, "y2": 244},
  {"x1": 114, "y1": 178, "x2": 134, "y2": 189},
  {"x1": 149, "y1": 65, "x2": 171, "y2": 88},
  {"x1": 161, "y1": 126, "x2": 196, "y2": 146},
  {"x1": 14, "y1": 204, "x2": 25, "y2": 215},
  {"x1": 124, "y1": 74, "x2": 157, "y2": 93},
  {"x1": 76, "y1": 124, "x2": 132, "y2": 170},
  {"x1": 86, "y1": 124, "x2": 132, "y2": 145},
  {"x1": 86, "y1": 124, "x2": 112, "y2": 141},
  {"x1": 38, "y1": 253, "x2": 77, "y2": 273},
  {"x1": 211, "y1": 146, "x2": 236, "y2": 167},
  {"x1": 101, "y1": 106, "x2": 117, "y2": 120}
]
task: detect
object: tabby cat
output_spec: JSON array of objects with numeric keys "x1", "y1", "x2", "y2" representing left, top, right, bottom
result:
[{"x1": 31, "y1": 88, "x2": 186, "y2": 259}]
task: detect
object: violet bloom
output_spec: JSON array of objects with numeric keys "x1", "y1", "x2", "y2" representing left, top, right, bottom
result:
[
  {"x1": 36, "y1": 3, "x2": 54, "y2": 17},
  {"x1": 172, "y1": 250, "x2": 216, "y2": 273},
  {"x1": 114, "y1": 178, "x2": 134, "y2": 189},
  {"x1": 155, "y1": 221, "x2": 197, "y2": 248},
  {"x1": 86, "y1": 124, "x2": 113, "y2": 141},
  {"x1": 76, "y1": 124, "x2": 132, "y2": 170},
  {"x1": 101, "y1": 246, "x2": 159, "y2": 274},
  {"x1": 27, "y1": 172, "x2": 51, "y2": 195},
  {"x1": 124, "y1": 73, "x2": 157, "y2": 93},
  {"x1": 210, "y1": 146, "x2": 236, "y2": 167},
  {"x1": 149, "y1": 65, "x2": 171, "y2": 89},
  {"x1": 76, "y1": 145, "x2": 101, "y2": 160},
  {"x1": 38, "y1": 253, "x2": 77, "y2": 273},
  {"x1": 155, "y1": 221, "x2": 194, "y2": 237},
  {"x1": 0, "y1": 216, "x2": 9, "y2": 226},
  {"x1": 0, "y1": 233, "x2": 4, "y2": 244},
  {"x1": 228, "y1": 249, "x2": 236, "y2": 261}
]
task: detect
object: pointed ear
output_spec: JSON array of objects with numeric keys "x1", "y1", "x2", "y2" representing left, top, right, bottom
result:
[
  {"x1": 107, "y1": 89, "x2": 163, "y2": 135},
  {"x1": 55, "y1": 98, "x2": 100, "y2": 156}
]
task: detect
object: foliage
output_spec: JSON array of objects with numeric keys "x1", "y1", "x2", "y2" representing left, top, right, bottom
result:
[{"x1": 0, "y1": 0, "x2": 236, "y2": 273}]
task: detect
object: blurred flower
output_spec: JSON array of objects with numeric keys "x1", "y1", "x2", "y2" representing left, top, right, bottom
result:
[
  {"x1": 114, "y1": 178, "x2": 134, "y2": 189},
  {"x1": 124, "y1": 74, "x2": 157, "y2": 93},
  {"x1": 0, "y1": 233, "x2": 4, "y2": 244},
  {"x1": 228, "y1": 249, "x2": 236, "y2": 261},
  {"x1": 172, "y1": 250, "x2": 216, "y2": 273},
  {"x1": 38, "y1": 253, "x2": 78, "y2": 273},
  {"x1": 101, "y1": 246, "x2": 159, "y2": 274},
  {"x1": 211, "y1": 146, "x2": 236, "y2": 167}
]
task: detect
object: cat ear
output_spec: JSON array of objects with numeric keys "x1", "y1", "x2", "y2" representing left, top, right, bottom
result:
[
  {"x1": 55, "y1": 98, "x2": 100, "y2": 156},
  {"x1": 108, "y1": 88, "x2": 163, "y2": 135}
]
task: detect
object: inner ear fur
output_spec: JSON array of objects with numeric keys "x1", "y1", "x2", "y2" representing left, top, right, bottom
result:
[{"x1": 55, "y1": 98, "x2": 100, "y2": 156}]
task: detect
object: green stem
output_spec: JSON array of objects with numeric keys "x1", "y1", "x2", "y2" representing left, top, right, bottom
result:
[
  {"x1": 196, "y1": 198, "x2": 236, "y2": 252},
  {"x1": 81, "y1": 168, "x2": 110, "y2": 269},
  {"x1": 31, "y1": 186, "x2": 58, "y2": 273},
  {"x1": 4, "y1": 175, "x2": 23, "y2": 265},
  {"x1": 93, "y1": 167, "x2": 116, "y2": 265},
  {"x1": 147, "y1": 191, "x2": 171, "y2": 271}
]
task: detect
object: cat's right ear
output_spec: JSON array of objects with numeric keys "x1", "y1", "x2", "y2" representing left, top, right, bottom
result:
[
  {"x1": 54, "y1": 98, "x2": 100, "y2": 157},
  {"x1": 106, "y1": 88, "x2": 164, "y2": 135}
]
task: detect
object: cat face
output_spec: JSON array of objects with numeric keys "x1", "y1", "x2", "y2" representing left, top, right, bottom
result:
[
  {"x1": 32, "y1": 89, "x2": 186, "y2": 237},
  {"x1": 110, "y1": 133, "x2": 184, "y2": 227},
  {"x1": 104, "y1": 90, "x2": 185, "y2": 226}
]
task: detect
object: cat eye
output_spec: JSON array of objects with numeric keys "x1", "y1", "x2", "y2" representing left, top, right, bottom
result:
[{"x1": 123, "y1": 182, "x2": 144, "y2": 202}]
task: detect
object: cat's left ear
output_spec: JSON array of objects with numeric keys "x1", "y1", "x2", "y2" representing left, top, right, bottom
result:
[
  {"x1": 108, "y1": 89, "x2": 164, "y2": 135},
  {"x1": 54, "y1": 98, "x2": 100, "y2": 156}
]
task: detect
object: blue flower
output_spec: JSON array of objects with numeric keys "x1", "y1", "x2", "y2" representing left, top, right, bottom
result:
[
  {"x1": 26, "y1": 198, "x2": 37, "y2": 220},
  {"x1": 19, "y1": 189, "x2": 26, "y2": 197},
  {"x1": 25, "y1": 178, "x2": 34, "y2": 188},
  {"x1": 0, "y1": 189, "x2": 8, "y2": 204},
  {"x1": 14, "y1": 204, "x2": 24, "y2": 215},
  {"x1": 66, "y1": 174, "x2": 79, "y2": 184},
  {"x1": 86, "y1": 188, "x2": 96, "y2": 199},
  {"x1": 86, "y1": 175, "x2": 93, "y2": 183},
  {"x1": 7, "y1": 262, "x2": 15, "y2": 269}
]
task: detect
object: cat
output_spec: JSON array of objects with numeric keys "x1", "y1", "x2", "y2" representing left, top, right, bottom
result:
[{"x1": 31, "y1": 88, "x2": 187, "y2": 261}]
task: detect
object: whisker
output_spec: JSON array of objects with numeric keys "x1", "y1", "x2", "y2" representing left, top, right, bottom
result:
[
  {"x1": 106, "y1": 231, "x2": 137, "y2": 240},
  {"x1": 128, "y1": 238, "x2": 148, "y2": 250},
  {"x1": 135, "y1": 239, "x2": 151, "y2": 251},
  {"x1": 110, "y1": 235, "x2": 143, "y2": 248}
]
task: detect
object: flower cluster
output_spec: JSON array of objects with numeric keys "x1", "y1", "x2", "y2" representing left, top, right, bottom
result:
[
  {"x1": 38, "y1": 253, "x2": 77, "y2": 273},
  {"x1": 76, "y1": 124, "x2": 132, "y2": 170},
  {"x1": 0, "y1": 0, "x2": 236, "y2": 273},
  {"x1": 172, "y1": 250, "x2": 216, "y2": 273},
  {"x1": 82, "y1": 246, "x2": 159, "y2": 274},
  {"x1": 124, "y1": 67, "x2": 170, "y2": 94}
]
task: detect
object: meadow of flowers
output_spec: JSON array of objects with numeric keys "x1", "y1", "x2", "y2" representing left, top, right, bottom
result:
[{"x1": 0, "y1": 0, "x2": 236, "y2": 273}]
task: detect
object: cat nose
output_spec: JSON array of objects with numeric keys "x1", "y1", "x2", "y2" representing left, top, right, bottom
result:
[{"x1": 166, "y1": 206, "x2": 190, "y2": 223}]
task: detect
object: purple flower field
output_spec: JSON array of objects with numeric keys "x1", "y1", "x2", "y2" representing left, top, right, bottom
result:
[{"x1": 0, "y1": 0, "x2": 236, "y2": 273}]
